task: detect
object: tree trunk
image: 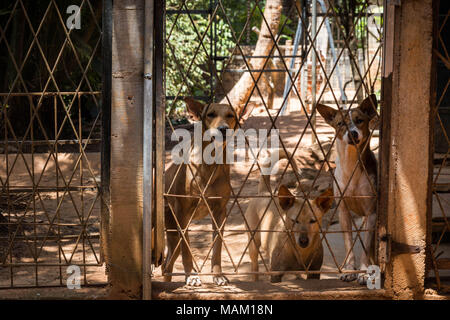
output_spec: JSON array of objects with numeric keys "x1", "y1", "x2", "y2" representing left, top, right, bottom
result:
[{"x1": 221, "y1": 0, "x2": 283, "y2": 115}]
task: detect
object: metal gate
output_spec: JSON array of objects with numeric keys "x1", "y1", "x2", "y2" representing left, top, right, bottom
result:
[
  {"x1": 0, "y1": 0, "x2": 109, "y2": 288},
  {"x1": 429, "y1": 0, "x2": 450, "y2": 293},
  {"x1": 153, "y1": 0, "x2": 386, "y2": 293}
]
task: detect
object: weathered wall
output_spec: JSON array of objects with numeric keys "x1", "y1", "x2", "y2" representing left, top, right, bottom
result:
[
  {"x1": 109, "y1": 0, "x2": 144, "y2": 298},
  {"x1": 384, "y1": 0, "x2": 434, "y2": 299}
]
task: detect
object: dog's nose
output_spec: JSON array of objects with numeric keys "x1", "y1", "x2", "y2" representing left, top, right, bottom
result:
[
  {"x1": 350, "y1": 130, "x2": 359, "y2": 140},
  {"x1": 298, "y1": 236, "x2": 309, "y2": 248},
  {"x1": 217, "y1": 126, "x2": 228, "y2": 136}
]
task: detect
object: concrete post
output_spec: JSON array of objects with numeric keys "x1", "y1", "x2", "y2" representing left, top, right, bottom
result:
[
  {"x1": 384, "y1": 0, "x2": 434, "y2": 299},
  {"x1": 109, "y1": 0, "x2": 145, "y2": 298}
]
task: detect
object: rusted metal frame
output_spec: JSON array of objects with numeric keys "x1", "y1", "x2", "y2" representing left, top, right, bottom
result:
[
  {"x1": 307, "y1": 1, "x2": 380, "y2": 198},
  {"x1": 85, "y1": 0, "x2": 103, "y2": 34},
  {"x1": 165, "y1": 41, "x2": 197, "y2": 99},
  {"x1": 292, "y1": 3, "x2": 381, "y2": 249},
  {"x1": 65, "y1": 193, "x2": 102, "y2": 265},
  {"x1": 164, "y1": 0, "x2": 213, "y2": 114},
  {"x1": 0, "y1": 138, "x2": 101, "y2": 146},
  {"x1": 80, "y1": 94, "x2": 87, "y2": 283},
  {"x1": 220, "y1": 1, "x2": 341, "y2": 274},
  {"x1": 428, "y1": 0, "x2": 442, "y2": 289},
  {"x1": 164, "y1": 0, "x2": 289, "y2": 273},
  {"x1": 17, "y1": 0, "x2": 104, "y2": 191},
  {"x1": 376, "y1": 0, "x2": 393, "y2": 272},
  {"x1": 163, "y1": 0, "x2": 295, "y2": 275},
  {"x1": 259, "y1": 2, "x2": 380, "y2": 271},
  {"x1": 2, "y1": 263, "x2": 103, "y2": 268},
  {"x1": 208, "y1": 0, "x2": 315, "y2": 272},
  {"x1": 431, "y1": 193, "x2": 450, "y2": 256},
  {"x1": 0, "y1": 0, "x2": 19, "y2": 48},
  {"x1": 0, "y1": 0, "x2": 53, "y2": 106},
  {"x1": 165, "y1": 194, "x2": 375, "y2": 199},
  {"x1": 0, "y1": 25, "x2": 51, "y2": 192},
  {"x1": 213, "y1": 0, "x2": 314, "y2": 269},
  {"x1": 247, "y1": 2, "x2": 334, "y2": 272},
  {"x1": 3, "y1": 104, "x2": 106, "y2": 265},
  {"x1": 166, "y1": 269, "x2": 371, "y2": 277},
  {"x1": 216, "y1": 0, "x2": 346, "y2": 273},
  {"x1": 163, "y1": 199, "x2": 204, "y2": 274},
  {"x1": 154, "y1": 0, "x2": 166, "y2": 270},
  {"x1": 0, "y1": 1, "x2": 103, "y2": 206},
  {"x1": 1, "y1": 114, "x2": 104, "y2": 267},
  {"x1": 100, "y1": 0, "x2": 112, "y2": 269},
  {"x1": 143, "y1": 0, "x2": 154, "y2": 300},
  {"x1": 0, "y1": 233, "x2": 100, "y2": 242},
  {"x1": 50, "y1": 0, "x2": 102, "y2": 110},
  {"x1": 0, "y1": 92, "x2": 102, "y2": 96},
  {"x1": 166, "y1": 228, "x2": 372, "y2": 234},
  {"x1": 30, "y1": 97, "x2": 38, "y2": 285},
  {"x1": 433, "y1": 150, "x2": 449, "y2": 185},
  {"x1": 326, "y1": 0, "x2": 379, "y2": 115}
]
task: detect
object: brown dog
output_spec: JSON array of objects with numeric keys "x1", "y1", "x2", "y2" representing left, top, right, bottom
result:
[
  {"x1": 316, "y1": 94, "x2": 378, "y2": 284},
  {"x1": 163, "y1": 98, "x2": 253, "y2": 286}
]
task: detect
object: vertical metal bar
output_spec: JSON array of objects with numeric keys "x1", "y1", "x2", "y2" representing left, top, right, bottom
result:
[
  {"x1": 55, "y1": 94, "x2": 62, "y2": 286},
  {"x1": 427, "y1": 0, "x2": 440, "y2": 287},
  {"x1": 154, "y1": 0, "x2": 166, "y2": 274},
  {"x1": 311, "y1": 0, "x2": 317, "y2": 144},
  {"x1": 143, "y1": 0, "x2": 155, "y2": 301},
  {"x1": 30, "y1": 96, "x2": 37, "y2": 286},
  {"x1": 101, "y1": 0, "x2": 112, "y2": 269},
  {"x1": 378, "y1": 0, "x2": 393, "y2": 272},
  {"x1": 79, "y1": 93, "x2": 87, "y2": 285}
]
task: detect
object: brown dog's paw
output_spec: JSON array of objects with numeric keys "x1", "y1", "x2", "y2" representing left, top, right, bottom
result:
[
  {"x1": 340, "y1": 265, "x2": 358, "y2": 282},
  {"x1": 357, "y1": 273, "x2": 369, "y2": 286},
  {"x1": 185, "y1": 275, "x2": 202, "y2": 287},
  {"x1": 213, "y1": 275, "x2": 229, "y2": 286}
]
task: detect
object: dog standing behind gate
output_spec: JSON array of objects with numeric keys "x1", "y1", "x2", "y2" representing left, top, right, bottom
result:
[
  {"x1": 316, "y1": 94, "x2": 378, "y2": 285},
  {"x1": 162, "y1": 98, "x2": 254, "y2": 287}
]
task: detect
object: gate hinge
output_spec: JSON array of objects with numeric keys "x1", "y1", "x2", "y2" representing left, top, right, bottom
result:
[
  {"x1": 380, "y1": 234, "x2": 422, "y2": 257},
  {"x1": 387, "y1": 0, "x2": 401, "y2": 6}
]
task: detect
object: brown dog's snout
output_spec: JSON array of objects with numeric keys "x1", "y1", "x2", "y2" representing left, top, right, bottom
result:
[
  {"x1": 348, "y1": 130, "x2": 359, "y2": 144},
  {"x1": 298, "y1": 234, "x2": 309, "y2": 248},
  {"x1": 217, "y1": 125, "x2": 229, "y2": 137}
]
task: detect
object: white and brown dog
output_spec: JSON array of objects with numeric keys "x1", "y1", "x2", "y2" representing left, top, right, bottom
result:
[{"x1": 316, "y1": 94, "x2": 378, "y2": 285}]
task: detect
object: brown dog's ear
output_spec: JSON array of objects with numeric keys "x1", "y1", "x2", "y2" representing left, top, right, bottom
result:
[
  {"x1": 315, "y1": 188, "x2": 334, "y2": 212},
  {"x1": 278, "y1": 185, "x2": 295, "y2": 210},
  {"x1": 238, "y1": 102, "x2": 256, "y2": 124},
  {"x1": 184, "y1": 97, "x2": 205, "y2": 121},
  {"x1": 316, "y1": 104, "x2": 338, "y2": 125},
  {"x1": 359, "y1": 94, "x2": 378, "y2": 119}
]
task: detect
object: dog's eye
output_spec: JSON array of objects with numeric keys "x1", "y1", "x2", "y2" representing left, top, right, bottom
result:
[
  {"x1": 354, "y1": 118, "x2": 363, "y2": 124},
  {"x1": 309, "y1": 219, "x2": 316, "y2": 224},
  {"x1": 207, "y1": 112, "x2": 216, "y2": 118},
  {"x1": 337, "y1": 121, "x2": 344, "y2": 127},
  {"x1": 226, "y1": 114, "x2": 234, "y2": 119}
]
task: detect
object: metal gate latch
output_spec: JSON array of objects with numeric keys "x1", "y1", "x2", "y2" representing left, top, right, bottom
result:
[{"x1": 381, "y1": 234, "x2": 422, "y2": 256}]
